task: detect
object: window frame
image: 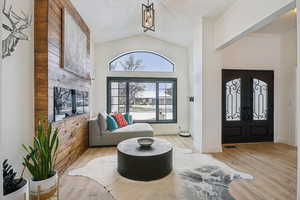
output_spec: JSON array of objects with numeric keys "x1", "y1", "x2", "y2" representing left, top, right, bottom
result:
[
  {"x1": 109, "y1": 51, "x2": 175, "y2": 73},
  {"x1": 107, "y1": 77, "x2": 177, "y2": 124}
]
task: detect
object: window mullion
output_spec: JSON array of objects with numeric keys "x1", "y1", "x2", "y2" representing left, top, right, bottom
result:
[
  {"x1": 107, "y1": 79, "x2": 111, "y2": 113},
  {"x1": 126, "y1": 81, "x2": 130, "y2": 113},
  {"x1": 156, "y1": 82, "x2": 159, "y2": 121},
  {"x1": 173, "y1": 81, "x2": 177, "y2": 122}
]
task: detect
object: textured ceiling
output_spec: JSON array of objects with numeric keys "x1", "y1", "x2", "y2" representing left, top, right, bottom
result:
[
  {"x1": 71, "y1": 0, "x2": 236, "y2": 46},
  {"x1": 255, "y1": 9, "x2": 297, "y2": 35}
]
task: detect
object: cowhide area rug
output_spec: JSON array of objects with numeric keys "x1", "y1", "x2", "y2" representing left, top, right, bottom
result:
[{"x1": 69, "y1": 148, "x2": 253, "y2": 200}]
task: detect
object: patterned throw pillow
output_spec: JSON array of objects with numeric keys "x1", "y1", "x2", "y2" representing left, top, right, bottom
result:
[{"x1": 113, "y1": 113, "x2": 128, "y2": 127}]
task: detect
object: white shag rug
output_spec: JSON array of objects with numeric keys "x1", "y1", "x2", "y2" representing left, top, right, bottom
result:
[{"x1": 69, "y1": 148, "x2": 253, "y2": 200}]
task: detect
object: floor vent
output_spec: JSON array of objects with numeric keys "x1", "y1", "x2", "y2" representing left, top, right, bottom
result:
[{"x1": 224, "y1": 145, "x2": 237, "y2": 149}]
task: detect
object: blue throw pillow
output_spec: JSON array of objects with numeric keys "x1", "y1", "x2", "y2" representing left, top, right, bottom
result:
[
  {"x1": 107, "y1": 115, "x2": 119, "y2": 131},
  {"x1": 123, "y1": 113, "x2": 129, "y2": 123},
  {"x1": 123, "y1": 113, "x2": 133, "y2": 125}
]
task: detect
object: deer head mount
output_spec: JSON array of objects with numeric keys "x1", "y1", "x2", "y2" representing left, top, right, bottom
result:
[{"x1": 2, "y1": 0, "x2": 32, "y2": 59}]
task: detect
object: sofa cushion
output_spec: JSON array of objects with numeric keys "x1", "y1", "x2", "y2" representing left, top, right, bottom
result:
[
  {"x1": 98, "y1": 112, "x2": 108, "y2": 131},
  {"x1": 113, "y1": 113, "x2": 128, "y2": 127},
  {"x1": 110, "y1": 123, "x2": 153, "y2": 134},
  {"x1": 107, "y1": 115, "x2": 119, "y2": 131}
]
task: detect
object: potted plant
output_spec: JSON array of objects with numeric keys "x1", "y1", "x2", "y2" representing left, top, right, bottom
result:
[
  {"x1": 23, "y1": 119, "x2": 59, "y2": 200},
  {"x1": 3, "y1": 159, "x2": 29, "y2": 200}
]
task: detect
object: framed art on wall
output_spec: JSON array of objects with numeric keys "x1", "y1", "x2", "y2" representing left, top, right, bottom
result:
[
  {"x1": 2, "y1": 0, "x2": 32, "y2": 59},
  {"x1": 62, "y1": 8, "x2": 90, "y2": 79}
]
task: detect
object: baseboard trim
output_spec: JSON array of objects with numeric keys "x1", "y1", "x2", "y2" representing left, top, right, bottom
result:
[
  {"x1": 203, "y1": 146, "x2": 223, "y2": 153},
  {"x1": 154, "y1": 130, "x2": 180, "y2": 135},
  {"x1": 276, "y1": 138, "x2": 290, "y2": 145},
  {"x1": 154, "y1": 133, "x2": 178, "y2": 136},
  {"x1": 276, "y1": 138, "x2": 296, "y2": 146}
]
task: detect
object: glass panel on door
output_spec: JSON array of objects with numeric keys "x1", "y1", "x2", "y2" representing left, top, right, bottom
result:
[
  {"x1": 225, "y1": 78, "x2": 241, "y2": 121},
  {"x1": 253, "y1": 78, "x2": 268, "y2": 120}
]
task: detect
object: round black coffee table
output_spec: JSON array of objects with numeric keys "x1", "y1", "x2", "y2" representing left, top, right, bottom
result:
[{"x1": 117, "y1": 137, "x2": 173, "y2": 181}]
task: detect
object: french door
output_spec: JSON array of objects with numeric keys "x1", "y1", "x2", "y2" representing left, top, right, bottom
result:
[{"x1": 222, "y1": 70, "x2": 274, "y2": 144}]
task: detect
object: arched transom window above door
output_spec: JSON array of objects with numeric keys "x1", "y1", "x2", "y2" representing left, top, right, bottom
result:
[{"x1": 109, "y1": 51, "x2": 174, "y2": 72}]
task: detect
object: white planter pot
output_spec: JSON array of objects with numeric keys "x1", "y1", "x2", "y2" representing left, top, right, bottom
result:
[
  {"x1": 3, "y1": 179, "x2": 29, "y2": 200},
  {"x1": 30, "y1": 171, "x2": 58, "y2": 200}
]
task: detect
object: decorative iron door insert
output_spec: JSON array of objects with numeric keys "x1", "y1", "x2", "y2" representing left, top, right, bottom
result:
[{"x1": 222, "y1": 70, "x2": 274, "y2": 144}]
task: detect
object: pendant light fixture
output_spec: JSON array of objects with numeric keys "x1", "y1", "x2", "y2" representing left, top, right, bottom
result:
[{"x1": 142, "y1": 0, "x2": 155, "y2": 32}]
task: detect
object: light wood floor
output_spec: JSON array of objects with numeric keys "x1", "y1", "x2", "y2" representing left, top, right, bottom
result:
[{"x1": 59, "y1": 136, "x2": 297, "y2": 200}]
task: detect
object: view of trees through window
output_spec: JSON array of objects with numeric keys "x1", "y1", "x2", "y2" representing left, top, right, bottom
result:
[
  {"x1": 129, "y1": 82, "x2": 156, "y2": 121},
  {"x1": 159, "y1": 83, "x2": 173, "y2": 120},
  {"x1": 108, "y1": 78, "x2": 177, "y2": 123},
  {"x1": 109, "y1": 51, "x2": 174, "y2": 72}
]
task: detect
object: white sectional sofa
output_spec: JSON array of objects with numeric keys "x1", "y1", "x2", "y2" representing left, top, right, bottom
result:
[{"x1": 89, "y1": 117, "x2": 154, "y2": 147}]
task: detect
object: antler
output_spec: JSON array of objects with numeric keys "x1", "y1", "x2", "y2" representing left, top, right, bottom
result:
[
  {"x1": 12, "y1": 10, "x2": 32, "y2": 30},
  {"x1": 2, "y1": 0, "x2": 18, "y2": 29},
  {"x1": 2, "y1": 0, "x2": 32, "y2": 30}
]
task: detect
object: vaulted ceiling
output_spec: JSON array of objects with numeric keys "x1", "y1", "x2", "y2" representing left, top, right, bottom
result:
[{"x1": 71, "y1": 0, "x2": 236, "y2": 46}]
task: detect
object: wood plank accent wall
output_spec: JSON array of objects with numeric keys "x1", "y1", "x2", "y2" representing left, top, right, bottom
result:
[
  {"x1": 35, "y1": 0, "x2": 91, "y2": 173},
  {"x1": 34, "y1": 0, "x2": 49, "y2": 127}
]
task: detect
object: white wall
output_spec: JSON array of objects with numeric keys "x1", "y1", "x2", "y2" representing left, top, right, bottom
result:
[
  {"x1": 0, "y1": 0, "x2": 3, "y2": 196},
  {"x1": 215, "y1": 0, "x2": 295, "y2": 49},
  {"x1": 279, "y1": 28, "x2": 297, "y2": 146},
  {"x1": 1, "y1": 0, "x2": 34, "y2": 173},
  {"x1": 202, "y1": 19, "x2": 222, "y2": 152},
  {"x1": 188, "y1": 20, "x2": 204, "y2": 151},
  {"x1": 93, "y1": 35, "x2": 189, "y2": 135},
  {"x1": 296, "y1": 1, "x2": 300, "y2": 199},
  {"x1": 188, "y1": 48, "x2": 194, "y2": 137},
  {"x1": 89, "y1": 35, "x2": 97, "y2": 118}
]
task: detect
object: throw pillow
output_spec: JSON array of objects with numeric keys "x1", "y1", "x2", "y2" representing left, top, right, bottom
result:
[
  {"x1": 113, "y1": 113, "x2": 128, "y2": 127},
  {"x1": 123, "y1": 113, "x2": 132, "y2": 124},
  {"x1": 107, "y1": 115, "x2": 119, "y2": 131},
  {"x1": 123, "y1": 113, "x2": 133, "y2": 125},
  {"x1": 98, "y1": 112, "x2": 108, "y2": 131}
]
